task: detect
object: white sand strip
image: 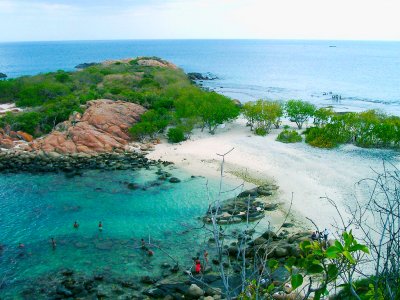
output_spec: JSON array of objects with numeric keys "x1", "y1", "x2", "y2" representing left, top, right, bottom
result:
[{"x1": 147, "y1": 118, "x2": 400, "y2": 230}]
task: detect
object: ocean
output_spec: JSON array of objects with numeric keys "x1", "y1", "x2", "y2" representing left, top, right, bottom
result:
[{"x1": 0, "y1": 39, "x2": 399, "y2": 114}]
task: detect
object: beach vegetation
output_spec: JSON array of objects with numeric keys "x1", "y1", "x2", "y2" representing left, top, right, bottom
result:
[
  {"x1": 285, "y1": 99, "x2": 316, "y2": 129},
  {"x1": 167, "y1": 127, "x2": 185, "y2": 143},
  {"x1": 276, "y1": 129, "x2": 302, "y2": 143},
  {"x1": 305, "y1": 110, "x2": 400, "y2": 149},
  {"x1": 242, "y1": 100, "x2": 283, "y2": 134}
]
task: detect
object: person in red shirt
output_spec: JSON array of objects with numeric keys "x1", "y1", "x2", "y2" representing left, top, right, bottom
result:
[{"x1": 195, "y1": 257, "x2": 201, "y2": 274}]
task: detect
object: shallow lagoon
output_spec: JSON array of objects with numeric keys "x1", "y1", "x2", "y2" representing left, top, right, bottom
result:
[{"x1": 0, "y1": 166, "x2": 238, "y2": 298}]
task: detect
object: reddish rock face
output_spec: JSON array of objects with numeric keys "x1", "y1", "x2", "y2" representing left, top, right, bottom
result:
[
  {"x1": 29, "y1": 99, "x2": 146, "y2": 154},
  {"x1": 0, "y1": 128, "x2": 33, "y2": 149}
]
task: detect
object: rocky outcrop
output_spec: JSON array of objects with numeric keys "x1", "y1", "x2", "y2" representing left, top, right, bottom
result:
[
  {"x1": 0, "y1": 128, "x2": 33, "y2": 149},
  {"x1": 203, "y1": 184, "x2": 279, "y2": 224},
  {"x1": 104, "y1": 57, "x2": 178, "y2": 69},
  {"x1": 187, "y1": 72, "x2": 218, "y2": 81},
  {"x1": 74, "y1": 62, "x2": 100, "y2": 69},
  {"x1": 27, "y1": 99, "x2": 146, "y2": 154}
]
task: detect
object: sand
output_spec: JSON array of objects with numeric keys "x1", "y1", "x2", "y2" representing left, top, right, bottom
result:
[
  {"x1": 147, "y1": 118, "x2": 400, "y2": 231},
  {"x1": 0, "y1": 103, "x2": 21, "y2": 114}
]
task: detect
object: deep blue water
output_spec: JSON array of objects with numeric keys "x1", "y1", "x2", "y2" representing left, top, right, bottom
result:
[{"x1": 0, "y1": 39, "x2": 399, "y2": 114}]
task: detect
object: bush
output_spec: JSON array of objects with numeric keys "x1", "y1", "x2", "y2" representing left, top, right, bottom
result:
[
  {"x1": 276, "y1": 129, "x2": 302, "y2": 143},
  {"x1": 254, "y1": 127, "x2": 267, "y2": 136},
  {"x1": 167, "y1": 127, "x2": 185, "y2": 143}
]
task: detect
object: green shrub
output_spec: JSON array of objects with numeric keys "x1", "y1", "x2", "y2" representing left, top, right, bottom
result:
[
  {"x1": 167, "y1": 127, "x2": 185, "y2": 143},
  {"x1": 254, "y1": 127, "x2": 267, "y2": 136},
  {"x1": 276, "y1": 129, "x2": 302, "y2": 143}
]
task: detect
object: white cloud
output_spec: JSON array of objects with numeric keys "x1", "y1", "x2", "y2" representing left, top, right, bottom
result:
[{"x1": 0, "y1": 0, "x2": 399, "y2": 41}]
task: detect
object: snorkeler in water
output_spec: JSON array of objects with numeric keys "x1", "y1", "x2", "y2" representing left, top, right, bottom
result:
[
  {"x1": 98, "y1": 221, "x2": 103, "y2": 231},
  {"x1": 73, "y1": 221, "x2": 79, "y2": 229},
  {"x1": 51, "y1": 237, "x2": 56, "y2": 249}
]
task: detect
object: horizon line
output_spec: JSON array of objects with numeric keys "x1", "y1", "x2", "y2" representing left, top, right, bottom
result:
[{"x1": 1, "y1": 37, "x2": 400, "y2": 44}]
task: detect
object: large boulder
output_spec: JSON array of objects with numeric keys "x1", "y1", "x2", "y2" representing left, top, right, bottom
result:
[
  {"x1": 28, "y1": 100, "x2": 146, "y2": 154},
  {"x1": 186, "y1": 284, "x2": 204, "y2": 298}
]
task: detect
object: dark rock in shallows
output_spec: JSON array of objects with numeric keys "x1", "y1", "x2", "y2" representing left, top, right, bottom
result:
[
  {"x1": 56, "y1": 285, "x2": 73, "y2": 297},
  {"x1": 187, "y1": 72, "x2": 218, "y2": 81},
  {"x1": 127, "y1": 182, "x2": 140, "y2": 190},
  {"x1": 169, "y1": 177, "x2": 181, "y2": 183}
]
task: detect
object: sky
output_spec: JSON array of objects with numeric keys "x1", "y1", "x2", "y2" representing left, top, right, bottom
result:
[{"x1": 0, "y1": 0, "x2": 399, "y2": 42}]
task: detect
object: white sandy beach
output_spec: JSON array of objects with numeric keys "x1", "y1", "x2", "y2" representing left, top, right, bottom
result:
[{"x1": 148, "y1": 118, "x2": 400, "y2": 231}]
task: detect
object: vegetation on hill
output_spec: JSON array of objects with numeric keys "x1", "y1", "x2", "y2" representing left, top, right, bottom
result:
[{"x1": 0, "y1": 57, "x2": 239, "y2": 137}]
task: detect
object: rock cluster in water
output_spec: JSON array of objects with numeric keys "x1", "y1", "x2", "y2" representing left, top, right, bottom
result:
[
  {"x1": 0, "y1": 151, "x2": 155, "y2": 173},
  {"x1": 203, "y1": 184, "x2": 279, "y2": 224}
]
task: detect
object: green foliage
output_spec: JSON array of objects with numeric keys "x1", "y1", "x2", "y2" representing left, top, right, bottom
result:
[
  {"x1": 285, "y1": 231, "x2": 369, "y2": 300},
  {"x1": 0, "y1": 59, "x2": 198, "y2": 137},
  {"x1": 313, "y1": 107, "x2": 334, "y2": 127},
  {"x1": 254, "y1": 127, "x2": 267, "y2": 136},
  {"x1": 305, "y1": 110, "x2": 400, "y2": 149},
  {"x1": 285, "y1": 99, "x2": 316, "y2": 129},
  {"x1": 167, "y1": 127, "x2": 185, "y2": 143},
  {"x1": 242, "y1": 100, "x2": 283, "y2": 134},
  {"x1": 174, "y1": 89, "x2": 239, "y2": 134},
  {"x1": 129, "y1": 109, "x2": 171, "y2": 141},
  {"x1": 276, "y1": 129, "x2": 302, "y2": 143}
]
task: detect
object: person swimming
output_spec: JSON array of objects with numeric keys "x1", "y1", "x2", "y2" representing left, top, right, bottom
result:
[
  {"x1": 147, "y1": 249, "x2": 154, "y2": 256},
  {"x1": 18, "y1": 243, "x2": 25, "y2": 249},
  {"x1": 73, "y1": 221, "x2": 79, "y2": 229},
  {"x1": 141, "y1": 238, "x2": 147, "y2": 250},
  {"x1": 98, "y1": 221, "x2": 103, "y2": 231},
  {"x1": 51, "y1": 237, "x2": 56, "y2": 249}
]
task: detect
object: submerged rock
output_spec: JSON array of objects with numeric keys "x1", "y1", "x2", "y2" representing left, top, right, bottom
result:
[{"x1": 169, "y1": 177, "x2": 181, "y2": 183}]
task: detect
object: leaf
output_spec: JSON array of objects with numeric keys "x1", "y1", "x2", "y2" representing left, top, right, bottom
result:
[
  {"x1": 343, "y1": 250, "x2": 356, "y2": 264},
  {"x1": 268, "y1": 259, "x2": 279, "y2": 270},
  {"x1": 285, "y1": 257, "x2": 296, "y2": 268},
  {"x1": 326, "y1": 246, "x2": 341, "y2": 258},
  {"x1": 314, "y1": 289, "x2": 322, "y2": 300},
  {"x1": 307, "y1": 264, "x2": 324, "y2": 274},
  {"x1": 349, "y1": 244, "x2": 370, "y2": 254},
  {"x1": 291, "y1": 274, "x2": 303, "y2": 290},
  {"x1": 327, "y1": 264, "x2": 339, "y2": 279},
  {"x1": 267, "y1": 283, "x2": 275, "y2": 293},
  {"x1": 334, "y1": 240, "x2": 344, "y2": 251}
]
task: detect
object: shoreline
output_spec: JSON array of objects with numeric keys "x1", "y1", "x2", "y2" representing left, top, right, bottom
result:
[{"x1": 147, "y1": 117, "x2": 400, "y2": 231}]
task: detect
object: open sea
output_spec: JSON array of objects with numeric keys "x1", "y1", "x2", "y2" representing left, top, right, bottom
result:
[
  {"x1": 0, "y1": 39, "x2": 400, "y2": 114},
  {"x1": 0, "y1": 39, "x2": 399, "y2": 298}
]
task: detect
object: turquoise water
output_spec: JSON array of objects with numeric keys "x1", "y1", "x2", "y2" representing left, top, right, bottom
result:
[
  {"x1": 0, "y1": 166, "x2": 237, "y2": 297},
  {"x1": 0, "y1": 40, "x2": 399, "y2": 114}
]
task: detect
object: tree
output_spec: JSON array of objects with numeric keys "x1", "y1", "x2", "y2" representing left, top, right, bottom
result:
[
  {"x1": 198, "y1": 92, "x2": 240, "y2": 134},
  {"x1": 0, "y1": 72, "x2": 7, "y2": 80},
  {"x1": 242, "y1": 100, "x2": 283, "y2": 134},
  {"x1": 285, "y1": 100, "x2": 316, "y2": 129}
]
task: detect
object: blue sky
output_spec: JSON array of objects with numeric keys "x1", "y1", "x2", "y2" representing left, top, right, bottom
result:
[{"x1": 1, "y1": 0, "x2": 399, "y2": 42}]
